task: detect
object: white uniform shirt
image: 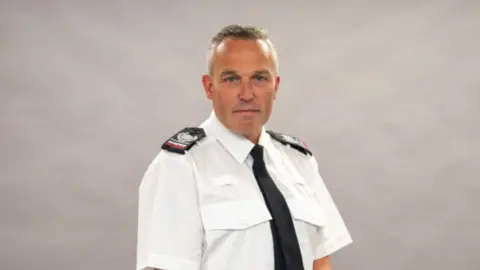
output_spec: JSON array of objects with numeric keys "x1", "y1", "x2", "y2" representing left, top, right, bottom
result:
[{"x1": 136, "y1": 111, "x2": 352, "y2": 270}]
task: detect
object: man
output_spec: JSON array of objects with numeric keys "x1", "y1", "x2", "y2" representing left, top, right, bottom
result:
[{"x1": 136, "y1": 24, "x2": 353, "y2": 270}]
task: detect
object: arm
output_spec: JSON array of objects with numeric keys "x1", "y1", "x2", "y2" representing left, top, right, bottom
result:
[
  {"x1": 313, "y1": 256, "x2": 332, "y2": 270},
  {"x1": 136, "y1": 151, "x2": 204, "y2": 270},
  {"x1": 307, "y1": 156, "x2": 353, "y2": 260}
]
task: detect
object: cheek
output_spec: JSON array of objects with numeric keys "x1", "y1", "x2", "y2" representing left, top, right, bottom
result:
[
  {"x1": 259, "y1": 89, "x2": 276, "y2": 114},
  {"x1": 213, "y1": 87, "x2": 237, "y2": 109},
  {"x1": 255, "y1": 86, "x2": 276, "y2": 101}
]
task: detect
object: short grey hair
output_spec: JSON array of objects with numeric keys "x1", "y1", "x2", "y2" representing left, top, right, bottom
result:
[{"x1": 206, "y1": 24, "x2": 279, "y2": 75}]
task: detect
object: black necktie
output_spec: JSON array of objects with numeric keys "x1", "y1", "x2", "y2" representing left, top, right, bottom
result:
[{"x1": 250, "y1": 144, "x2": 304, "y2": 270}]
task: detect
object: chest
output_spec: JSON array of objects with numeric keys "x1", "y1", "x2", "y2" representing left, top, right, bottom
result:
[
  {"x1": 195, "y1": 147, "x2": 316, "y2": 205},
  {"x1": 190, "y1": 146, "x2": 326, "y2": 268},
  {"x1": 192, "y1": 146, "x2": 324, "y2": 230}
]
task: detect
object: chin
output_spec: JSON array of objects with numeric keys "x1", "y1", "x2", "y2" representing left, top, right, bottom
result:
[
  {"x1": 229, "y1": 114, "x2": 264, "y2": 131},
  {"x1": 235, "y1": 124, "x2": 262, "y2": 136}
]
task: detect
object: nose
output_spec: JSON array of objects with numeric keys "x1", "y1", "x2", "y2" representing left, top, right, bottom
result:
[{"x1": 238, "y1": 81, "x2": 254, "y2": 101}]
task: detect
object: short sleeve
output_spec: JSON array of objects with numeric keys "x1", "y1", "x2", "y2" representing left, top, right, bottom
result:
[
  {"x1": 307, "y1": 156, "x2": 353, "y2": 259},
  {"x1": 136, "y1": 151, "x2": 204, "y2": 270}
]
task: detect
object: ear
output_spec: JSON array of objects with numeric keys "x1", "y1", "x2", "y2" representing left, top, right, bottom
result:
[
  {"x1": 202, "y1": 74, "x2": 214, "y2": 100},
  {"x1": 273, "y1": 75, "x2": 280, "y2": 99}
]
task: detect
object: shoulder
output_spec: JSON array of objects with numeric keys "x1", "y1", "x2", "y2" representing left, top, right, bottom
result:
[
  {"x1": 140, "y1": 127, "x2": 207, "y2": 188},
  {"x1": 160, "y1": 127, "x2": 207, "y2": 155},
  {"x1": 266, "y1": 130, "x2": 312, "y2": 156}
]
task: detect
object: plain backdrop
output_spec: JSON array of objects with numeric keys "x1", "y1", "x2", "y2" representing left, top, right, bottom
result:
[{"x1": 1, "y1": 1, "x2": 479, "y2": 269}]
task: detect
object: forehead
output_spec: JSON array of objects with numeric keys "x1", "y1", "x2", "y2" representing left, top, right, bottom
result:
[{"x1": 211, "y1": 38, "x2": 275, "y2": 73}]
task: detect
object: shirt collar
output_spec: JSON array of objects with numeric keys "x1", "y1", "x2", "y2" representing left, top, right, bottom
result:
[{"x1": 201, "y1": 110, "x2": 275, "y2": 164}]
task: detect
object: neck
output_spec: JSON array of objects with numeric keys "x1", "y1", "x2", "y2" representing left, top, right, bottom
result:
[{"x1": 245, "y1": 130, "x2": 261, "y2": 144}]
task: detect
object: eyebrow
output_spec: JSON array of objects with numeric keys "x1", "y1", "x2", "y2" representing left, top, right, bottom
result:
[
  {"x1": 219, "y1": 70, "x2": 238, "y2": 77},
  {"x1": 219, "y1": 69, "x2": 271, "y2": 77},
  {"x1": 253, "y1": 70, "x2": 271, "y2": 76}
]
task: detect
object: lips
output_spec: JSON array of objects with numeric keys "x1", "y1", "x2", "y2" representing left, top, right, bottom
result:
[
  {"x1": 234, "y1": 109, "x2": 260, "y2": 112},
  {"x1": 234, "y1": 109, "x2": 260, "y2": 113}
]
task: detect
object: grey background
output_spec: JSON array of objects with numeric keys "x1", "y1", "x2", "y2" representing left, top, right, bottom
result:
[{"x1": 1, "y1": 0, "x2": 479, "y2": 269}]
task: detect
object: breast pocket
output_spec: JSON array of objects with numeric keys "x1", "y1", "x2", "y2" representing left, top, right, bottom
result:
[
  {"x1": 199, "y1": 199, "x2": 274, "y2": 269},
  {"x1": 287, "y1": 198, "x2": 326, "y2": 261}
]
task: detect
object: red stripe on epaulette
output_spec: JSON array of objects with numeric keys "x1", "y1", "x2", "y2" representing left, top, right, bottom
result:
[
  {"x1": 161, "y1": 127, "x2": 206, "y2": 154},
  {"x1": 166, "y1": 141, "x2": 187, "y2": 149}
]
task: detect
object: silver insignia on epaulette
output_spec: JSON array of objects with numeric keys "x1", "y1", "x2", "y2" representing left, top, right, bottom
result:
[{"x1": 176, "y1": 132, "x2": 198, "y2": 143}]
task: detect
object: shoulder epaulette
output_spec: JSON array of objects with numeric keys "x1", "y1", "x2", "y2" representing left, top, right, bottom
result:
[
  {"x1": 161, "y1": 127, "x2": 206, "y2": 154},
  {"x1": 266, "y1": 130, "x2": 312, "y2": 156}
]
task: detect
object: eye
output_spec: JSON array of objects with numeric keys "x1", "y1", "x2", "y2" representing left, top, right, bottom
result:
[
  {"x1": 253, "y1": 74, "x2": 268, "y2": 81},
  {"x1": 223, "y1": 76, "x2": 240, "y2": 83}
]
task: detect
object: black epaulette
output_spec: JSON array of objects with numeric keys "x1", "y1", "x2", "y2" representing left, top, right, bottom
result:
[
  {"x1": 267, "y1": 130, "x2": 312, "y2": 156},
  {"x1": 161, "y1": 127, "x2": 206, "y2": 154}
]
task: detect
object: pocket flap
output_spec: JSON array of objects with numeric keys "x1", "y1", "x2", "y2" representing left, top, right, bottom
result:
[
  {"x1": 200, "y1": 199, "x2": 272, "y2": 230},
  {"x1": 287, "y1": 198, "x2": 325, "y2": 227}
]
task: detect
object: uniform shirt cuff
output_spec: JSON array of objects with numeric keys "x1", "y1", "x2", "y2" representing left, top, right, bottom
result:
[
  {"x1": 314, "y1": 232, "x2": 353, "y2": 259},
  {"x1": 137, "y1": 253, "x2": 201, "y2": 270}
]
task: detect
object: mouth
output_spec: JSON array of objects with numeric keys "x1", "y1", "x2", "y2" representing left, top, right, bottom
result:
[{"x1": 233, "y1": 109, "x2": 260, "y2": 114}]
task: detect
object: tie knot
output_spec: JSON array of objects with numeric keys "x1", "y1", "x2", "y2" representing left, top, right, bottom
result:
[{"x1": 250, "y1": 144, "x2": 264, "y2": 161}]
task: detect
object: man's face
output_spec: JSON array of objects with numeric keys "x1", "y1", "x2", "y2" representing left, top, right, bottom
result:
[{"x1": 202, "y1": 38, "x2": 280, "y2": 142}]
